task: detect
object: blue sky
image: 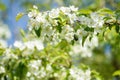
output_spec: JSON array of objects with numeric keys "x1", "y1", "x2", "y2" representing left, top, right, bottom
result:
[{"x1": 2, "y1": 0, "x2": 28, "y2": 45}]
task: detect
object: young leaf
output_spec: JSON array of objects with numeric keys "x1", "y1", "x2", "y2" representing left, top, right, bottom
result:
[{"x1": 16, "y1": 13, "x2": 24, "y2": 21}]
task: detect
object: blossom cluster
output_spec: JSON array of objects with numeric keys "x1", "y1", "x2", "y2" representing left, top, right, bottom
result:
[
  {"x1": 69, "y1": 67, "x2": 91, "y2": 80},
  {"x1": 27, "y1": 5, "x2": 106, "y2": 45},
  {"x1": 27, "y1": 5, "x2": 78, "y2": 45},
  {"x1": 14, "y1": 40, "x2": 44, "y2": 51},
  {"x1": 27, "y1": 5, "x2": 107, "y2": 58},
  {"x1": 70, "y1": 35, "x2": 98, "y2": 57},
  {"x1": 0, "y1": 43, "x2": 93, "y2": 80}
]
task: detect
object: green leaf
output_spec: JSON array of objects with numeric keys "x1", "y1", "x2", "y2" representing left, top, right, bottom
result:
[
  {"x1": 74, "y1": 34, "x2": 78, "y2": 41},
  {"x1": 20, "y1": 29, "x2": 25, "y2": 37},
  {"x1": 113, "y1": 70, "x2": 120, "y2": 76},
  {"x1": 34, "y1": 27, "x2": 42, "y2": 37},
  {"x1": 15, "y1": 61, "x2": 28, "y2": 80},
  {"x1": 57, "y1": 22, "x2": 62, "y2": 33},
  {"x1": 84, "y1": 27, "x2": 94, "y2": 32},
  {"x1": 98, "y1": 8, "x2": 113, "y2": 15},
  {"x1": 82, "y1": 35, "x2": 88, "y2": 46},
  {"x1": 91, "y1": 70, "x2": 102, "y2": 80},
  {"x1": 56, "y1": 39, "x2": 71, "y2": 52},
  {"x1": 51, "y1": 55, "x2": 67, "y2": 64},
  {"x1": 57, "y1": 40, "x2": 68, "y2": 49},
  {"x1": 115, "y1": 23, "x2": 120, "y2": 33},
  {"x1": 16, "y1": 13, "x2": 24, "y2": 21},
  {"x1": 78, "y1": 9, "x2": 92, "y2": 15},
  {"x1": 0, "y1": 48, "x2": 5, "y2": 55}
]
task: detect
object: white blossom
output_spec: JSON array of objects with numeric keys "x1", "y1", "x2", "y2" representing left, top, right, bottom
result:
[
  {"x1": 46, "y1": 64, "x2": 52, "y2": 71},
  {"x1": 36, "y1": 13, "x2": 46, "y2": 24},
  {"x1": 24, "y1": 41, "x2": 35, "y2": 50},
  {"x1": 90, "y1": 12, "x2": 104, "y2": 28},
  {"x1": 14, "y1": 41, "x2": 25, "y2": 51},
  {"x1": 28, "y1": 10, "x2": 38, "y2": 18},
  {"x1": 14, "y1": 40, "x2": 44, "y2": 51},
  {"x1": 76, "y1": 28, "x2": 88, "y2": 37},
  {"x1": 0, "y1": 39, "x2": 7, "y2": 48},
  {"x1": 49, "y1": 8, "x2": 60, "y2": 18},
  {"x1": 26, "y1": 72, "x2": 31, "y2": 77},
  {"x1": 60, "y1": 7, "x2": 71, "y2": 15},
  {"x1": 28, "y1": 60, "x2": 42, "y2": 70},
  {"x1": 25, "y1": 40, "x2": 44, "y2": 50},
  {"x1": 68, "y1": 13, "x2": 77, "y2": 24},
  {"x1": 33, "y1": 5, "x2": 38, "y2": 9},
  {"x1": 78, "y1": 16, "x2": 92, "y2": 26},
  {"x1": 69, "y1": 67, "x2": 91, "y2": 80},
  {"x1": 65, "y1": 32, "x2": 74, "y2": 42},
  {"x1": 70, "y1": 44, "x2": 92, "y2": 57},
  {"x1": 84, "y1": 35, "x2": 99, "y2": 48},
  {"x1": 3, "y1": 48, "x2": 18, "y2": 60},
  {"x1": 61, "y1": 25, "x2": 74, "y2": 42},
  {"x1": 70, "y1": 5, "x2": 78, "y2": 12},
  {"x1": 0, "y1": 21, "x2": 11, "y2": 39},
  {"x1": 70, "y1": 35, "x2": 98, "y2": 57},
  {"x1": 0, "y1": 66, "x2": 5, "y2": 74}
]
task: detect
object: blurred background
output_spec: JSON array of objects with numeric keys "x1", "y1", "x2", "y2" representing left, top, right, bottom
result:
[{"x1": 0, "y1": 0, "x2": 120, "y2": 80}]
